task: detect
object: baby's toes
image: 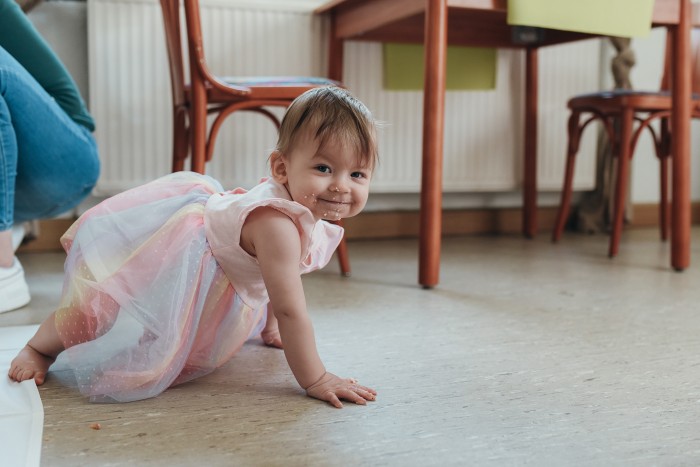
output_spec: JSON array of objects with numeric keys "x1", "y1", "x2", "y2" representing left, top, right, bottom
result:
[
  {"x1": 21, "y1": 368, "x2": 35, "y2": 382},
  {"x1": 265, "y1": 336, "x2": 283, "y2": 349},
  {"x1": 33, "y1": 371, "x2": 46, "y2": 385},
  {"x1": 11, "y1": 367, "x2": 27, "y2": 382},
  {"x1": 9, "y1": 364, "x2": 24, "y2": 382},
  {"x1": 261, "y1": 330, "x2": 283, "y2": 349}
]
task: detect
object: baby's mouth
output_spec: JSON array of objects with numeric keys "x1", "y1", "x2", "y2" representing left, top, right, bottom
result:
[{"x1": 317, "y1": 198, "x2": 350, "y2": 206}]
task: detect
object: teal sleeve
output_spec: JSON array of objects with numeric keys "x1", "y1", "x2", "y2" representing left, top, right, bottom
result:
[{"x1": 0, "y1": 0, "x2": 95, "y2": 131}]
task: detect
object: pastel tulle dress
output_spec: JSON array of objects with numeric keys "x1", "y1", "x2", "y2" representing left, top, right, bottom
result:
[{"x1": 52, "y1": 172, "x2": 343, "y2": 402}]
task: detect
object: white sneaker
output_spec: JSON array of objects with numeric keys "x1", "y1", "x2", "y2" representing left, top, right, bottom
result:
[{"x1": 0, "y1": 257, "x2": 31, "y2": 313}]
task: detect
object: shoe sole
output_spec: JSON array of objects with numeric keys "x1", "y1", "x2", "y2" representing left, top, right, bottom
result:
[{"x1": 0, "y1": 271, "x2": 31, "y2": 314}]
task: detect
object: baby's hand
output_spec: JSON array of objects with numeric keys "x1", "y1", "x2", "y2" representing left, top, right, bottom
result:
[{"x1": 305, "y1": 372, "x2": 377, "y2": 408}]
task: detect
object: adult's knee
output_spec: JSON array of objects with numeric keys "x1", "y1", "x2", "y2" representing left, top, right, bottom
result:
[{"x1": 14, "y1": 148, "x2": 100, "y2": 222}]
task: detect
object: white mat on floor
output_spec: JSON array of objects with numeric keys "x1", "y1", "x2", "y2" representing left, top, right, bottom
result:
[{"x1": 0, "y1": 325, "x2": 42, "y2": 467}]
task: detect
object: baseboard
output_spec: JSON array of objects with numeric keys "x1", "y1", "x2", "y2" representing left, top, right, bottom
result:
[
  {"x1": 628, "y1": 203, "x2": 700, "y2": 228},
  {"x1": 341, "y1": 207, "x2": 561, "y2": 239},
  {"x1": 17, "y1": 203, "x2": 700, "y2": 253},
  {"x1": 16, "y1": 219, "x2": 75, "y2": 253}
]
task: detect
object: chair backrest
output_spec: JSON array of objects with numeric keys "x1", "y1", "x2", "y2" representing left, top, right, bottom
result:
[
  {"x1": 159, "y1": 0, "x2": 251, "y2": 101},
  {"x1": 159, "y1": 0, "x2": 187, "y2": 110},
  {"x1": 660, "y1": 27, "x2": 700, "y2": 94}
]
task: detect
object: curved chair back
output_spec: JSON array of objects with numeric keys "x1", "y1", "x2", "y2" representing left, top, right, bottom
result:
[{"x1": 159, "y1": 0, "x2": 190, "y2": 170}]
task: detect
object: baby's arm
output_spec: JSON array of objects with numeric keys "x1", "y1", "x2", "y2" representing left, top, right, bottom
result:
[{"x1": 243, "y1": 208, "x2": 376, "y2": 407}]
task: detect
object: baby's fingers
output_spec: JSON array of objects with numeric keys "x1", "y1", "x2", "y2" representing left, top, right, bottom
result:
[
  {"x1": 327, "y1": 392, "x2": 343, "y2": 409},
  {"x1": 356, "y1": 383, "x2": 377, "y2": 396},
  {"x1": 353, "y1": 386, "x2": 376, "y2": 402},
  {"x1": 339, "y1": 388, "x2": 367, "y2": 406},
  {"x1": 341, "y1": 383, "x2": 380, "y2": 405},
  {"x1": 320, "y1": 388, "x2": 367, "y2": 408}
]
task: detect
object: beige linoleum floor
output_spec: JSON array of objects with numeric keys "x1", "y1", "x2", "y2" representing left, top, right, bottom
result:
[{"x1": 4, "y1": 228, "x2": 700, "y2": 466}]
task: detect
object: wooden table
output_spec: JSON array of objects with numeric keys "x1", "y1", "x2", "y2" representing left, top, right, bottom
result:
[{"x1": 316, "y1": 0, "x2": 693, "y2": 287}]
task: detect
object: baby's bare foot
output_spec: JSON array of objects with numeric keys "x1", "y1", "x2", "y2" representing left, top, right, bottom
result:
[
  {"x1": 262, "y1": 308, "x2": 283, "y2": 349},
  {"x1": 8, "y1": 345, "x2": 55, "y2": 385},
  {"x1": 261, "y1": 328, "x2": 283, "y2": 349}
]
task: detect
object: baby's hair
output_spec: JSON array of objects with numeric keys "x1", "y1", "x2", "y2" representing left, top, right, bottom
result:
[{"x1": 275, "y1": 86, "x2": 378, "y2": 170}]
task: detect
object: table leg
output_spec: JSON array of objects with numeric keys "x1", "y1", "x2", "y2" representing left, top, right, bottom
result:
[
  {"x1": 523, "y1": 47, "x2": 538, "y2": 238},
  {"x1": 327, "y1": 11, "x2": 352, "y2": 276},
  {"x1": 671, "y1": 0, "x2": 691, "y2": 271},
  {"x1": 418, "y1": 0, "x2": 447, "y2": 288},
  {"x1": 327, "y1": 11, "x2": 344, "y2": 83}
]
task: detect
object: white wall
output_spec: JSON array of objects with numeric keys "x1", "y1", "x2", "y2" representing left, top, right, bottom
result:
[{"x1": 28, "y1": 1, "x2": 89, "y2": 103}]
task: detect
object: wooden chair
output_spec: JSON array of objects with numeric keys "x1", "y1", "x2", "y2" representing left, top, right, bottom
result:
[
  {"x1": 159, "y1": 0, "x2": 351, "y2": 275},
  {"x1": 552, "y1": 28, "x2": 700, "y2": 257}
]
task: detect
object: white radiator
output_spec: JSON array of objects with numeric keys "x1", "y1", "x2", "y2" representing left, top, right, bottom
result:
[{"x1": 88, "y1": 0, "x2": 600, "y2": 197}]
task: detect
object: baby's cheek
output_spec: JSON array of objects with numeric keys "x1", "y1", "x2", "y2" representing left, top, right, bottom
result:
[{"x1": 300, "y1": 193, "x2": 318, "y2": 207}]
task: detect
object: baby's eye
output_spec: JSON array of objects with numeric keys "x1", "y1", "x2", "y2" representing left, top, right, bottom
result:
[
  {"x1": 351, "y1": 171, "x2": 367, "y2": 179},
  {"x1": 315, "y1": 165, "x2": 331, "y2": 174}
]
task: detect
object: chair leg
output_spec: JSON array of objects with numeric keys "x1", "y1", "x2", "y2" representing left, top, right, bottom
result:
[
  {"x1": 609, "y1": 109, "x2": 634, "y2": 258},
  {"x1": 330, "y1": 220, "x2": 351, "y2": 276},
  {"x1": 336, "y1": 236, "x2": 351, "y2": 276},
  {"x1": 173, "y1": 153, "x2": 185, "y2": 172},
  {"x1": 172, "y1": 110, "x2": 188, "y2": 172},
  {"x1": 658, "y1": 117, "x2": 671, "y2": 242},
  {"x1": 552, "y1": 111, "x2": 582, "y2": 243},
  {"x1": 659, "y1": 153, "x2": 670, "y2": 242},
  {"x1": 189, "y1": 79, "x2": 208, "y2": 174}
]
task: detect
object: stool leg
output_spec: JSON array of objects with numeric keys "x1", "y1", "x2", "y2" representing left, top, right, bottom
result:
[
  {"x1": 609, "y1": 108, "x2": 634, "y2": 258},
  {"x1": 659, "y1": 153, "x2": 670, "y2": 241},
  {"x1": 552, "y1": 111, "x2": 582, "y2": 242}
]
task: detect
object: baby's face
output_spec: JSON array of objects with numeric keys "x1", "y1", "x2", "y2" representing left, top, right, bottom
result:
[{"x1": 277, "y1": 133, "x2": 372, "y2": 222}]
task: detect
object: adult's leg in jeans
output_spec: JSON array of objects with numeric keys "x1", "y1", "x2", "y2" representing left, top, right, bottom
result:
[
  {"x1": 0, "y1": 47, "x2": 20, "y2": 267},
  {"x1": 0, "y1": 45, "x2": 99, "y2": 267}
]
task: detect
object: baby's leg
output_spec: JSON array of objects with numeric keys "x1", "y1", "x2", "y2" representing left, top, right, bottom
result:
[
  {"x1": 9, "y1": 311, "x2": 64, "y2": 385},
  {"x1": 261, "y1": 305, "x2": 283, "y2": 349}
]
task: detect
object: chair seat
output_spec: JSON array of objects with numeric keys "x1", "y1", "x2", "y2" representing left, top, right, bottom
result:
[
  {"x1": 569, "y1": 89, "x2": 700, "y2": 113},
  {"x1": 208, "y1": 76, "x2": 341, "y2": 101},
  {"x1": 223, "y1": 76, "x2": 340, "y2": 87},
  {"x1": 574, "y1": 89, "x2": 670, "y2": 99}
]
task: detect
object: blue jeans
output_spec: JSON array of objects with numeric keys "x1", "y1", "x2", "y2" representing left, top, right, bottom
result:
[{"x1": 0, "y1": 46, "x2": 99, "y2": 231}]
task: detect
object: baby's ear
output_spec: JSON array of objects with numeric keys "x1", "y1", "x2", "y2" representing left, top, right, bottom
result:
[{"x1": 269, "y1": 150, "x2": 288, "y2": 184}]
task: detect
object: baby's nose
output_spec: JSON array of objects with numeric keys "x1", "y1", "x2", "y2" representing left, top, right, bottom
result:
[{"x1": 331, "y1": 180, "x2": 350, "y2": 193}]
